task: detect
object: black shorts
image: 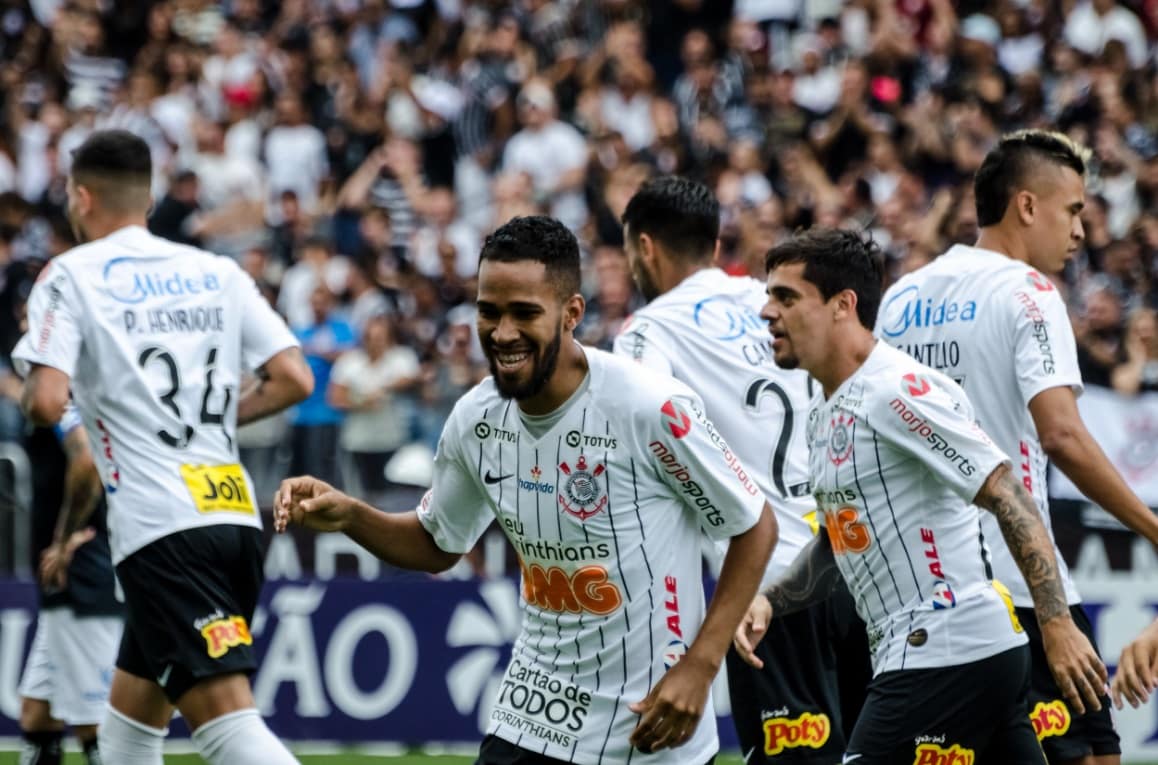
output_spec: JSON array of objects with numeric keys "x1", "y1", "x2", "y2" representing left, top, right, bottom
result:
[
  {"x1": 115, "y1": 524, "x2": 264, "y2": 703},
  {"x1": 726, "y1": 581, "x2": 870, "y2": 763},
  {"x1": 1015, "y1": 604, "x2": 1121, "y2": 760},
  {"x1": 475, "y1": 735, "x2": 715, "y2": 765},
  {"x1": 845, "y1": 645, "x2": 1046, "y2": 764}
]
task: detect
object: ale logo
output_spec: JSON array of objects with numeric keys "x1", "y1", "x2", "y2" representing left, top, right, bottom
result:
[
  {"x1": 1030, "y1": 699, "x2": 1071, "y2": 740},
  {"x1": 913, "y1": 743, "x2": 974, "y2": 765},
  {"x1": 763, "y1": 712, "x2": 830, "y2": 755}
]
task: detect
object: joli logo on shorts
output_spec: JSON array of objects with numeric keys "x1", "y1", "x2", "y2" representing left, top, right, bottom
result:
[
  {"x1": 913, "y1": 743, "x2": 974, "y2": 765},
  {"x1": 200, "y1": 615, "x2": 253, "y2": 658},
  {"x1": 1030, "y1": 699, "x2": 1071, "y2": 740},
  {"x1": 762, "y1": 712, "x2": 830, "y2": 755}
]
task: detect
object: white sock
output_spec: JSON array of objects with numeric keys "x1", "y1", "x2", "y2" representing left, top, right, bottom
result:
[
  {"x1": 96, "y1": 708, "x2": 166, "y2": 765},
  {"x1": 191, "y1": 708, "x2": 299, "y2": 765}
]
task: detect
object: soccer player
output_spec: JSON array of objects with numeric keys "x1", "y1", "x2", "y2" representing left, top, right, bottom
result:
[
  {"x1": 1112, "y1": 619, "x2": 1158, "y2": 709},
  {"x1": 275, "y1": 215, "x2": 778, "y2": 764},
  {"x1": 20, "y1": 405, "x2": 120, "y2": 765},
  {"x1": 734, "y1": 227, "x2": 1106, "y2": 763},
  {"x1": 876, "y1": 129, "x2": 1155, "y2": 763},
  {"x1": 613, "y1": 176, "x2": 868, "y2": 763},
  {"x1": 15, "y1": 129, "x2": 314, "y2": 765}
]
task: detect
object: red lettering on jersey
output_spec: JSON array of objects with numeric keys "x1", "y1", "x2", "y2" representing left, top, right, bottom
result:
[
  {"x1": 1019, "y1": 441, "x2": 1033, "y2": 493},
  {"x1": 664, "y1": 575, "x2": 682, "y2": 639}
]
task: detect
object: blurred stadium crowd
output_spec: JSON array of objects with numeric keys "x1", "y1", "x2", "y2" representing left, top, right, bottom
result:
[{"x1": 0, "y1": 0, "x2": 1157, "y2": 504}]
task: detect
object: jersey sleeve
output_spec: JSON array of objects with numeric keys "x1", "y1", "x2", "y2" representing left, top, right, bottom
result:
[
  {"x1": 236, "y1": 266, "x2": 299, "y2": 371},
  {"x1": 415, "y1": 404, "x2": 495, "y2": 554},
  {"x1": 12, "y1": 263, "x2": 84, "y2": 378},
  {"x1": 872, "y1": 371, "x2": 1010, "y2": 502},
  {"x1": 637, "y1": 387, "x2": 765, "y2": 540},
  {"x1": 1008, "y1": 272, "x2": 1084, "y2": 403},
  {"x1": 611, "y1": 316, "x2": 675, "y2": 376}
]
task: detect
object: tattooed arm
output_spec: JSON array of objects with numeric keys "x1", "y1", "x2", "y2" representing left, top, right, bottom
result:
[
  {"x1": 974, "y1": 462, "x2": 1107, "y2": 713},
  {"x1": 733, "y1": 533, "x2": 842, "y2": 668},
  {"x1": 40, "y1": 425, "x2": 103, "y2": 590},
  {"x1": 237, "y1": 347, "x2": 314, "y2": 426}
]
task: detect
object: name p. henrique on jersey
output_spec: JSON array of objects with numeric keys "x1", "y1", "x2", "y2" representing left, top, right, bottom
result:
[
  {"x1": 14, "y1": 225, "x2": 299, "y2": 564},
  {"x1": 613, "y1": 268, "x2": 815, "y2": 588},
  {"x1": 808, "y1": 342, "x2": 1027, "y2": 675},
  {"x1": 876, "y1": 244, "x2": 1083, "y2": 608},
  {"x1": 417, "y1": 349, "x2": 765, "y2": 764}
]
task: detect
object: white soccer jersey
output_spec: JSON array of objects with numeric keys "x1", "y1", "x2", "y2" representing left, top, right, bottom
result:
[
  {"x1": 14, "y1": 225, "x2": 298, "y2": 564},
  {"x1": 808, "y1": 342, "x2": 1027, "y2": 674},
  {"x1": 876, "y1": 244, "x2": 1083, "y2": 607},
  {"x1": 417, "y1": 348, "x2": 765, "y2": 765},
  {"x1": 613, "y1": 269, "x2": 815, "y2": 586}
]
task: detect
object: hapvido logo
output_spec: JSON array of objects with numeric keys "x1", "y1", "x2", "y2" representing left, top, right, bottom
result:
[{"x1": 445, "y1": 579, "x2": 522, "y2": 732}]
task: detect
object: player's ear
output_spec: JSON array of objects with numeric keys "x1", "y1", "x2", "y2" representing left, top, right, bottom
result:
[
  {"x1": 563, "y1": 293, "x2": 585, "y2": 333},
  {"x1": 638, "y1": 232, "x2": 658, "y2": 264},
  {"x1": 835, "y1": 288, "x2": 859, "y2": 322},
  {"x1": 1014, "y1": 189, "x2": 1036, "y2": 226}
]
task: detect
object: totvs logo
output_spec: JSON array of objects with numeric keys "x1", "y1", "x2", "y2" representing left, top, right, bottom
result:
[
  {"x1": 200, "y1": 615, "x2": 253, "y2": 658},
  {"x1": 1030, "y1": 700, "x2": 1071, "y2": 740},
  {"x1": 520, "y1": 562, "x2": 622, "y2": 615},
  {"x1": 913, "y1": 743, "x2": 974, "y2": 765},
  {"x1": 763, "y1": 712, "x2": 830, "y2": 755}
]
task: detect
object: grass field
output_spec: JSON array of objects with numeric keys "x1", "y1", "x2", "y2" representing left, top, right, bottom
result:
[{"x1": 0, "y1": 752, "x2": 751, "y2": 765}]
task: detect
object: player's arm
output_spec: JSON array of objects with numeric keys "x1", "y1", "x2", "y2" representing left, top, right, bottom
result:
[
  {"x1": 1029, "y1": 386, "x2": 1158, "y2": 547},
  {"x1": 974, "y1": 462, "x2": 1107, "y2": 714},
  {"x1": 611, "y1": 318, "x2": 675, "y2": 375},
  {"x1": 733, "y1": 532, "x2": 840, "y2": 668},
  {"x1": 40, "y1": 424, "x2": 102, "y2": 589},
  {"x1": 1112, "y1": 618, "x2": 1158, "y2": 709},
  {"x1": 237, "y1": 346, "x2": 314, "y2": 426},
  {"x1": 21, "y1": 364, "x2": 70, "y2": 426},
  {"x1": 274, "y1": 478, "x2": 460, "y2": 572}
]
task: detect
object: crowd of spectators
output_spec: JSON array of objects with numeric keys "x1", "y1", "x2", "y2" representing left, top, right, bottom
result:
[{"x1": 0, "y1": 0, "x2": 1157, "y2": 502}]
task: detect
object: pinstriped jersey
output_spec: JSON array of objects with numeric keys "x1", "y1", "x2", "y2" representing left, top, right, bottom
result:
[
  {"x1": 876, "y1": 244, "x2": 1084, "y2": 607},
  {"x1": 417, "y1": 348, "x2": 765, "y2": 764},
  {"x1": 808, "y1": 343, "x2": 1027, "y2": 675},
  {"x1": 613, "y1": 268, "x2": 816, "y2": 588}
]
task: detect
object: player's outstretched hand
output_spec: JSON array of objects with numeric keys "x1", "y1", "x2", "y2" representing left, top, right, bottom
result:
[
  {"x1": 1041, "y1": 616, "x2": 1108, "y2": 715},
  {"x1": 733, "y1": 594, "x2": 772, "y2": 669},
  {"x1": 628, "y1": 654, "x2": 714, "y2": 754},
  {"x1": 274, "y1": 476, "x2": 354, "y2": 534},
  {"x1": 1112, "y1": 619, "x2": 1158, "y2": 709},
  {"x1": 38, "y1": 527, "x2": 96, "y2": 590}
]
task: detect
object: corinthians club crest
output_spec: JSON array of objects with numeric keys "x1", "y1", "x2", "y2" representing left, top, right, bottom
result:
[
  {"x1": 828, "y1": 413, "x2": 854, "y2": 466},
  {"x1": 558, "y1": 455, "x2": 607, "y2": 521}
]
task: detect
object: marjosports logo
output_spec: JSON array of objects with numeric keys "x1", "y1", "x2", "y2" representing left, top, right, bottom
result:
[
  {"x1": 197, "y1": 614, "x2": 253, "y2": 658},
  {"x1": 648, "y1": 441, "x2": 725, "y2": 527},
  {"x1": 912, "y1": 743, "x2": 974, "y2": 765},
  {"x1": 902, "y1": 372, "x2": 931, "y2": 397},
  {"x1": 1014, "y1": 291, "x2": 1056, "y2": 374},
  {"x1": 557, "y1": 456, "x2": 607, "y2": 520},
  {"x1": 888, "y1": 398, "x2": 979, "y2": 478},
  {"x1": 828, "y1": 413, "x2": 854, "y2": 466},
  {"x1": 660, "y1": 399, "x2": 692, "y2": 438},
  {"x1": 762, "y1": 712, "x2": 830, "y2": 755},
  {"x1": 879, "y1": 285, "x2": 977, "y2": 338},
  {"x1": 1030, "y1": 699, "x2": 1071, "y2": 740},
  {"x1": 1026, "y1": 270, "x2": 1055, "y2": 292},
  {"x1": 519, "y1": 562, "x2": 622, "y2": 615}
]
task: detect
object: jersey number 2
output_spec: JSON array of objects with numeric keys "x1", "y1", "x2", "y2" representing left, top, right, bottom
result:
[
  {"x1": 745, "y1": 377, "x2": 814, "y2": 498},
  {"x1": 138, "y1": 346, "x2": 233, "y2": 449}
]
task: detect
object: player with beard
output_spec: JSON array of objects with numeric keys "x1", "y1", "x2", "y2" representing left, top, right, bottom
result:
[
  {"x1": 16, "y1": 130, "x2": 313, "y2": 765},
  {"x1": 734, "y1": 227, "x2": 1105, "y2": 763},
  {"x1": 614, "y1": 176, "x2": 869, "y2": 764},
  {"x1": 275, "y1": 215, "x2": 779, "y2": 765}
]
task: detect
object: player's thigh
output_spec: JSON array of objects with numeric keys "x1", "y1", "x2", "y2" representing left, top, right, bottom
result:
[
  {"x1": 726, "y1": 599, "x2": 848, "y2": 763},
  {"x1": 42, "y1": 611, "x2": 121, "y2": 726},
  {"x1": 115, "y1": 524, "x2": 265, "y2": 705},
  {"x1": 1015, "y1": 606, "x2": 1121, "y2": 761},
  {"x1": 846, "y1": 646, "x2": 1036, "y2": 764},
  {"x1": 18, "y1": 615, "x2": 54, "y2": 708}
]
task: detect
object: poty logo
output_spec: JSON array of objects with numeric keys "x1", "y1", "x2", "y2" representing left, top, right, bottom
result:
[
  {"x1": 200, "y1": 615, "x2": 252, "y2": 658},
  {"x1": 762, "y1": 712, "x2": 830, "y2": 755},
  {"x1": 520, "y1": 562, "x2": 622, "y2": 615},
  {"x1": 1027, "y1": 270, "x2": 1055, "y2": 292},
  {"x1": 903, "y1": 372, "x2": 931, "y2": 397},
  {"x1": 660, "y1": 399, "x2": 692, "y2": 438},
  {"x1": 879, "y1": 285, "x2": 978, "y2": 338},
  {"x1": 102, "y1": 256, "x2": 222, "y2": 305},
  {"x1": 1030, "y1": 699, "x2": 1071, "y2": 740},
  {"x1": 913, "y1": 743, "x2": 974, "y2": 765}
]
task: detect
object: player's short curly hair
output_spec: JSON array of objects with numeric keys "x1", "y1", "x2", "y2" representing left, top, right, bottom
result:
[
  {"x1": 764, "y1": 227, "x2": 885, "y2": 330},
  {"x1": 621, "y1": 176, "x2": 719, "y2": 262},
  {"x1": 974, "y1": 130, "x2": 1090, "y2": 227},
  {"x1": 479, "y1": 216, "x2": 581, "y2": 298}
]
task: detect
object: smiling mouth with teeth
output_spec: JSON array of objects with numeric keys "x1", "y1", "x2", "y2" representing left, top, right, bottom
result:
[{"x1": 495, "y1": 349, "x2": 532, "y2": 368}]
